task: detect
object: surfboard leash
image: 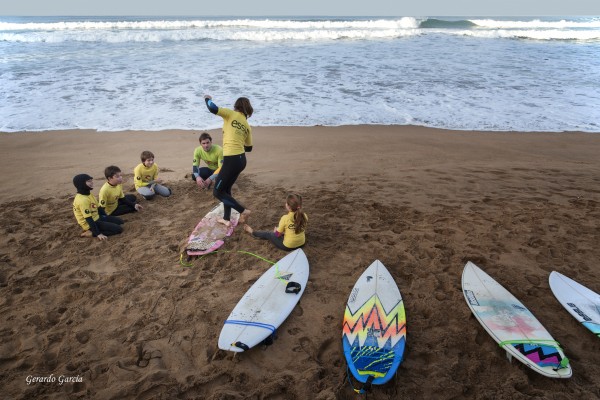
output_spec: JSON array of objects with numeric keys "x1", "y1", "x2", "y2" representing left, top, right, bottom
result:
[
  {"x1": 179, "y1": 250, "x2": 275, "y2": 268},
  {"x1": 178, "y1": 250, "x2": 297, "y2": 289},
  {"x1": 345, "y1": 367, "x2": 374, "y2": 395},
  {"x1": 179, "y1": 253, "x2": 194, "y2": 267}
]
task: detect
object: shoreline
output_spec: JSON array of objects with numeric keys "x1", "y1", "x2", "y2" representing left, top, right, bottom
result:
[
  {"x1": 2, "y1": 125, "x2": 599, "y2": 206},
  {"x1": 2, "y1": 125, "x2": 597, "y2": 136}
]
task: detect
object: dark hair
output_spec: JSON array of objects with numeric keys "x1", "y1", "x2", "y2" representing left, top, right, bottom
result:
[
  {"x1": 234, "y1": 97, "x2": 253, "y2": 119},
  {"x1": 199, "y1": 132, "x2": 212, "y2": 142},
  {"x1": 287, "y1": 194, "x2": 307, "y2": 234},
  {"x1": 141, "y1": 150, "x2": 155, "y2": 162},
  {"x1": 104, "y1": 165, "x2": 122, "y2": 179}
]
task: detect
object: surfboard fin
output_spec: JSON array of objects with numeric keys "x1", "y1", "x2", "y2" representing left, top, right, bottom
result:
[
  {"x1": 506, "y1": 352, "x2": 513, "y2": 363},
  {"x1": 260, "y1": 333, "x2": 276, "y2": 347},
  {"x1": 355, "y1": 375, "x2": 374, "y2": 394},
  {"x1": 554, "y1": 356, "x2": 570, "y2": 371},
  {"x1": 285, "y1": 282, "x2": 301, "y2": 294},
  {"x1": 346, "y1": 366, "x2": 375, "y2": 394}
]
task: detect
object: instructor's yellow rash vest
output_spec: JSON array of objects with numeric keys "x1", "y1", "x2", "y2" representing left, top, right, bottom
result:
[
  {"x1": 217, "y1": 107, "x2": 252, "y2": 156},
  {"x1": 193, "y1": 144, "x2": 224, "y2": 172}
]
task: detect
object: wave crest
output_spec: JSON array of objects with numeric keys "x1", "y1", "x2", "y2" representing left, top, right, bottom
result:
[{"x1": 1, "y1": 17, "x2": 598, "y2": 43}]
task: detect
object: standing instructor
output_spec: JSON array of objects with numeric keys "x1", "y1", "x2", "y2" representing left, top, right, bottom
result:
[{"x1": 204, "y1": 94, "x2": 253, "y2": 227}]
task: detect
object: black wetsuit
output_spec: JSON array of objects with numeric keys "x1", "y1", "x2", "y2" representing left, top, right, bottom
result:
[{"x1": 205, "y1": 98, "x2": 252, "y2": 221}]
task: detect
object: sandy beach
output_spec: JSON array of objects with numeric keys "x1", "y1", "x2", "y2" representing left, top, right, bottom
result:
[{"x1": 1, "y1": 125, "x2": 599, "y2": 399}]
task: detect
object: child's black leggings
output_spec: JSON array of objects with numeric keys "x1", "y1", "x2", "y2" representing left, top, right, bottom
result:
[
  {"x1": 252, "y1": 231, "x2": 296, "y2": 251},
  {"x1": 97, "y1": 215, "x2": 124, "y2": 236}
]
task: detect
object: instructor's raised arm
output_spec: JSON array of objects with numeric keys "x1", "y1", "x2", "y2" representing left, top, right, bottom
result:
[{"x1": 204, "y1": 94, "x2": 218, "y2": 115}]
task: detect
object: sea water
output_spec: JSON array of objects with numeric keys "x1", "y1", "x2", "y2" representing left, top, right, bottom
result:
[{"x1": 1, "y1": 16, "x2": 599, "y2": 132}]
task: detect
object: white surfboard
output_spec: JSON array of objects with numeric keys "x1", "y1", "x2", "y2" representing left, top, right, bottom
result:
[
  {"x1": 549, "y1": 271, "x2": 600, "y2": 338},
  {"x1": 218, "y1": 249, "x2": 309, "y2": 352},
  {"x1": 462, "y1": 262, "x2": 572, "y2": 378},
  {"x1": 342, "y1": 260, "x2": 407, "y2": 388}
]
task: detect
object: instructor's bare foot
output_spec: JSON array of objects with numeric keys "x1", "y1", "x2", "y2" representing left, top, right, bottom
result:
[
  {"x1": 243, "y1": 224, "x2": 253, "y2": 235},
  {"x1": 217, "y1": 218, "x2": 231, "y2": 228},
  {"x1": 239, "y1": 209, "x2": 251, "y2": 224}
]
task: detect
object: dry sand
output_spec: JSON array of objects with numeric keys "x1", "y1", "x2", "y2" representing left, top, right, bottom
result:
[{"x1": 0, "y1": 125, "x2": 599, "y2": 399}]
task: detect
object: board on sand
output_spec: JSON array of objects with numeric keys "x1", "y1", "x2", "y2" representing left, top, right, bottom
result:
[
  {"x1": 218, "y1": 249, "x2": 309, "y2": 352},
  {"x1": 186, "y1": 203, "x2": 239, "y2": 256},
  {"x1": 462, "y1": 261, "x2": 572, "y2": 378},
  {"x1": 342, "y1": 260, "x2": 406, "y2": 391},
  {"x1": 549, "y1": 271, "x2": 600, "y2": 338}
]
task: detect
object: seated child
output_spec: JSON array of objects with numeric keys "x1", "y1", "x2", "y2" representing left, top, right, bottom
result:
[
  {"x1": 192, "y1": 132, "x2": 223, "y2": 190},
  {"x1": 99, "y1": 165, "x2": 143, "y2": 216},
  {"x1": 134, "y1": 150, "x2": 171, "y2": 200},
  {"x1": 244, "y1": 194, "x2": 307, "y2": 251},
  {"x1": 72, "y1": 174, "x2": 123, "y2": 240}
]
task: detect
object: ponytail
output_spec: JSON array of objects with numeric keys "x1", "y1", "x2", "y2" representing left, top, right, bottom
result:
[{"x1": 287, "y1": 194, "x2": 307, "y2": 234}]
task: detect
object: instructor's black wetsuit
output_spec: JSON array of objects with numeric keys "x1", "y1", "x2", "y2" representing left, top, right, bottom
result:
[{"x1": 205, "y1": 98, "x2": 252, "y2": 221}]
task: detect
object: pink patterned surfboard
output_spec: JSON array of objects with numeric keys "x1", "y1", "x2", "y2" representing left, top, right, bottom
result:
[
  {"x1": 462, "y1": 262, "x2": 572, "y2": 378},
  {"x1": 186, "y1": 203, "x2": 240, "y2": 256}
]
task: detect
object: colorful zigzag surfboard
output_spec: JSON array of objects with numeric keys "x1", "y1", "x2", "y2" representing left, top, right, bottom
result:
[{"x1": 343, "y1": 260, "x2": 406, "y2": 390}]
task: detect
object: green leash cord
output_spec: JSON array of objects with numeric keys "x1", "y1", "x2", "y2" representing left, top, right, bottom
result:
[
  {"x1": 179, "y1": 250, "x2": 293, "y2": 283},
  {"x1": 180, "y1": 250, "x2": 275, "y2": 267}
]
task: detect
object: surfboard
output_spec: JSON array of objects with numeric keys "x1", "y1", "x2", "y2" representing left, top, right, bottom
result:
[
  {"x1": 218, "y1": 249, "x2": 309, "y2": 352},
  {"x1": 185, "y1": 203, "x2": 239, "y2": 256},
  {"x1": 342, "y1": 260, "x2": 407, "y2": 389},
  {"x1": 549, "y1": 271, "x2": 600, "y2": 338},
  {"x1": 462, "y1": 261, "x2": 572, "y2": 378}
]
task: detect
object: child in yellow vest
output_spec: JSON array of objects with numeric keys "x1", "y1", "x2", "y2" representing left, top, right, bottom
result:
[
  {"x1": 72, "y1": 174, "x2": 124, "y2": 240},
  {"x1": 134, "y1": 150, "x2": 172, "y2": 200},
  {"x1": 244, "y1": 194, "x2": 307, "y2": 251},
  {"x1": 99, "y1": 165, "x2": 143, "y2": 216}
]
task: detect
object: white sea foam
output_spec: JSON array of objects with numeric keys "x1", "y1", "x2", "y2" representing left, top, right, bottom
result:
[
  {"x1": 1, "y1": 16, "x2": 599, "y2": 132},
  {"x1": 0, "y1": 18, "x2": 422, "y2": 31},
  {"x1": 0, "y1": 28, "x2": 421, "y2": 43},
  {"x1": 446, "y1": 29, "x2": 600, "y2": 41},
  {"x1": 471, "y1": 18, "x2": 600, "y2": 29},
  {"x1": 1, "y1": 16, "x2": 598, "y2": 43}
]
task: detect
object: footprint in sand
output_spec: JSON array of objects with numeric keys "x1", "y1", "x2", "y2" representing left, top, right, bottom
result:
[
  {"x1": 525, "y1": 274, "x2": 540, "y2": 286},
  {"x1": 136, "y1": 344, "x2": 163, "y2": 368},
  {"x1": 75, "y1": 331, "x2": 90, "y2": 344},
  {"x1": 288, "y1": 327, "x2": 301, "y2": 336}
]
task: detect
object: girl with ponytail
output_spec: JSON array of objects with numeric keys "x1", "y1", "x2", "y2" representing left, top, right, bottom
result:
[{"x1": 244, "y1": 194, "x2": 308, "y2": 251}]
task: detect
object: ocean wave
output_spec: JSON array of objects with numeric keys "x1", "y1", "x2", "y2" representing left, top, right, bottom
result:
[
  {"x1": 0, "y1": 28, "x2": 420, "y2": 43},
  {"x1": 419, "y1": 19, "x2": 476, "y2": 29},
  {"x1": 0, "y1": 18, "x2": 421, "y2": 31},
  {"x1": 0, "y1": 17, "x2": 598, "y2": 43},
  {"x1": 447, "y1": 29, "x2": 600, "y2": 41},
  {"x1": 470, "y1": 18, "x2": 600, "y2": 29},
  {"x1": 2, "y1": 17, "x2": 598, "y2": 32}
]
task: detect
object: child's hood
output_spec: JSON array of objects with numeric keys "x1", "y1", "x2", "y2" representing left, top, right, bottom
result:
[{"x1": 73, "y1": 174, "x2": 93, "y2": 195}]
